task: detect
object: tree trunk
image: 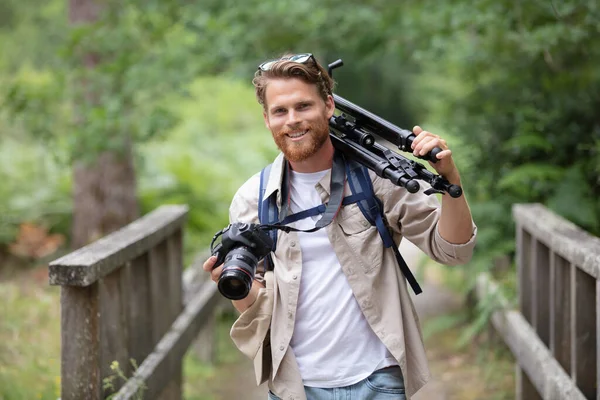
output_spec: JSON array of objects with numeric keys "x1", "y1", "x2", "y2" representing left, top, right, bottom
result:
[
  {"x1": 69, "y1": 0, "x2": 139, "y2": 249},
  {"x1": 71, "y1": 147, "x2": 139, "y2": 249}
]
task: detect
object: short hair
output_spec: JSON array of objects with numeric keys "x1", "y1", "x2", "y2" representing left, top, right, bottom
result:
[{"x1": 252, "y1": 53, "x2": 335, "y2": 109}]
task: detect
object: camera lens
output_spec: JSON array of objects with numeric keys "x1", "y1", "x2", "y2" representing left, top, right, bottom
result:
[{"x1": 217, "y1": 247, "x2": 258, "y2": 300}]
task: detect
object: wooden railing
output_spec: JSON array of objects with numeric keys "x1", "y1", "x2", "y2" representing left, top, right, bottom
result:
[
  {"x1": 476, "y1": 203, "x2": 599, "y2": 400},
  {"x1": 49, "y1": 205, "x2": 223, "y2": 400}
]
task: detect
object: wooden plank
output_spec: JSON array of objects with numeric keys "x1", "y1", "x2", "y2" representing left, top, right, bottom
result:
[
  {"x1": 512, "y1": 203, "x2": 600, "y2": 279},
  {"x1": 150, "y1": 240, "x2": 172, "y2": 344},
  {"x1": 127, "y1": 253, "x2": 154, "y2": 368},
  {"x1": 531, "y1": 237, "x2": 538, "y2": 330},
  {"x1": 184, "y1": 249, "x2": 220, "y2": 364},
  {"x1": 167, "y1": 229, "x2": 184, "y2": 328},
  {"x1": 570, "y1": 262, "x2": 576, "y2": 382},
  {"x1": 49, "y1": 205, "x2": 188, "y2": 287},
  {"x1": 183, "y1": 250, "x2": 212, "y2": 304},
  {"x1": 516, "y1": 365, "x2": 542, "y2": 400},
  {"x1": 551, "y1": 254, "x2": 572, "y2": 375},
  {"x1": 166, "y1": 229, "x2": 184, "y2": 396},
  {"x1": 597, "y1": 279, "x2": 600, "y2": 400},
  {"x1": 157, "y1": 368, "x2": 182, "y2": 400},
  {"x1": 476, "y1": 273, "x2": 587, "y2": 400},
  {"x1": 534, "y1": 240, "x2": 551, "y2": 347},
  {"x1": 517, "y1": 226, "x2": 533, "y2": 323},
  {"x1": 61, "y1": 284, "x2": 101, "y2": 400},
  {"x1": 573, "y1": 268, "x2": 597, "y2": 398},
  {"x1": 112, "y1": 282, "x2": 221, "y2": 400},
  {"x1": 100, "y1": 266, "x2": 130, "y2": 396}
]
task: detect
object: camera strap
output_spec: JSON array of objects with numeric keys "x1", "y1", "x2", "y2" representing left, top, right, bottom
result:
[
  {"x1": 258, "y1": 151, "x2": 422, "y2": 295},
  {"x1": 261, "y1": 151, "x2": 347, "y2": 233}
]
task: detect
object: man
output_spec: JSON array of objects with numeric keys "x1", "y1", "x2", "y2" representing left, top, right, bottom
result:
[{"x1": 203, "y1": 53, "x2": 477, "y2": 400}]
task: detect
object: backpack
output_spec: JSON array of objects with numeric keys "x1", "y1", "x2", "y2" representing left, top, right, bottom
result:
[{"x1": 257, "y1": 155, "x2": 422, "y2": 295}]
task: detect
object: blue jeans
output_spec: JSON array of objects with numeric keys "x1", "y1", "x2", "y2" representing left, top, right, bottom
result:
[{"x1": 268, "y1": 366, "x2": 406, "y2": 400}]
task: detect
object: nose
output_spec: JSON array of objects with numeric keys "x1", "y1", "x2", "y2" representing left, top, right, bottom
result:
[{"x1": 286, "y1": 110, "x2": 301, "y2": 127}]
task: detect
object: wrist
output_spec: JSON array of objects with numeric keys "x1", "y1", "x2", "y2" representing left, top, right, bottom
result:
[
  {"x1": 444, "y1": 169, "x2": 461, "y2": 185},
  {"x1": 232, "y1": 280, "x2": 264, "y2": 313}
]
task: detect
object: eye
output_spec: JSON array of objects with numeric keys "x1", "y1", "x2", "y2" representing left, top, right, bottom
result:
[
  {"x1": 272, "y1": 108, "x2": 286, "y2": 115},
  {"x1": 298, "y1": 103, "x2": 310, "y2": 110}
]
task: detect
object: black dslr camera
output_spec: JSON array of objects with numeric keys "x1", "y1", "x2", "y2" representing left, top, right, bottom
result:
[{"x1": 210, "y1": 222, "x2": 274, "y2": 300}]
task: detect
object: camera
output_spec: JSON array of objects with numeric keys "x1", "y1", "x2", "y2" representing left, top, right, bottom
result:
[{"x1": 211, "y1": 222, "x2": 274, "y2": 300}]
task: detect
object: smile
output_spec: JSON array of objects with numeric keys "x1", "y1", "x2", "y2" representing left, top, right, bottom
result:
[{"x1": 286, "y1": 130, "x2": 308, "y2": 141}]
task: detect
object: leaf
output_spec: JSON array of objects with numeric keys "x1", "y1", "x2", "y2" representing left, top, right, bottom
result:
[
  {"x1": 497, "y1": 163, "x2": 565, "y2": 194},
  {"x1": 502, "y1": 133, "x2": 552, "y2": 154},
  {"x1": 547, "y1": 164, "x2": 599, "y2": 232}
]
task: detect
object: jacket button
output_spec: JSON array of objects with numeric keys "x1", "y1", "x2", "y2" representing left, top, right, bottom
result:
[
  {"x1": 363, "y1": 220, "x2": 370, "y2": 227},
  {"x1": 292, "y1": 275, "x2": 297, "y2": 280},
  {"x1": 280, "y1": 345, "x2": 285, "y2": 351},
  {"x1": 290, "y1": 241, "x2": 296, "y2": 247}
]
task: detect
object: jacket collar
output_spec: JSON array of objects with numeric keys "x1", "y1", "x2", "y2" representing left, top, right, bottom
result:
[{"x1": 263, "y1": 153, "x2": 334, "y2": 207}]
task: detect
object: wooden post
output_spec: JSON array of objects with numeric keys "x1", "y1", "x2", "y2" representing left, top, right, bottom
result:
[
  {"x1": 516, "y1": 365, "x2": 542, "y2": 400},
  {"x1": 550, "y1": 254, "x2": 572, "y2": 375},
  {"x1": 50, "y1": 205, "x2": 188, "y2": 399},
  {"x1": 100, "y1": 267, "x2": 130, "y2": 395},
  {"x1": 573, "y1": 268, "x2": 597, "y2": 398},
  {"x1": 127, "y1": 254, "x2": 154, "y2": 369},
  {"x1": 60, "y1": 285, "x2": 101, "y2": 400},
  {"x1": 512, "y1": 203, "x2": 600, "y2": 400},
  {"x1": 533, "y1": 240, "x2": 550, "y2": 348}
]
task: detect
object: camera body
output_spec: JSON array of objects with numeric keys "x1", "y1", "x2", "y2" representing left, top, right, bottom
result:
[{"x1": 211, "y1": 222, "x2": 274, "y2": 300}]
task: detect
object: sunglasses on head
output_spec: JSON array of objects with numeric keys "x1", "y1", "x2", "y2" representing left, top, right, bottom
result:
[{"x1": 257, "y1": 53, "x2": 315, "y2": 71}]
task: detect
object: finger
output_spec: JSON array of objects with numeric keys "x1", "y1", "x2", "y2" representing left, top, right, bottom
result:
[
  {"x1": 211, "y1": 265, "x2": 223, "y2": 283},
  {"x1": 411, "y1": 126, "x2": 424, "y2": 149},
  {"x1": 413, "y1": 135, "x2": 437, "y2": 155},
  {"x1": 419, "y1": 138, "x2": 447, "y2": 156},
  {"x1": 435, "y1": 149, "x2": 452, "y2": 159},
  {"x1": 202, "y1": 256, "x2": 218, "y2": 272},
  {"x1": 411, "y1": 129, "x2": 434, "y2": 150}
]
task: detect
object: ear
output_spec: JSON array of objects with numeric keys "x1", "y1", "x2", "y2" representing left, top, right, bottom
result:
[{"x1": 325, "y1": 94, "x2": 335, "y2": 119}]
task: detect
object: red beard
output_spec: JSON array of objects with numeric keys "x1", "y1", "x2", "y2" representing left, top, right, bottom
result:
[{"x1": 272, "y1": 116, "x2": 330, "y2": 163}]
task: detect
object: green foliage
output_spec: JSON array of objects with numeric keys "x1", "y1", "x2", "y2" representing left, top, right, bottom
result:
[
  {"x1": 399, "y1": 1, "x2": 600, "y2": 315},
  {"x1": 2, "y1": 1, "x2": 600, "y2": 391},
  {"x1": 103, "y1": 359, "x2": 146, "y2": 399},
  {"x1": 138, "y1": 76, "x2": 277, "y2": 258},
  {"x1": 0, "y1": 75, "x2": 273, "y2": 258},
  {"x1": 0, "y1": 137, "x2": 71, "y2": 245},
  {"x1": 2, "y1": 0, "x2": 200, "y2": 164},
  {"x1": 0, "y1": 283, "x2": 61, "y2": 399}
]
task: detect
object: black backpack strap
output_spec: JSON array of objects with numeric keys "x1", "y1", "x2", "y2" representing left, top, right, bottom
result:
[{"x1": 345, "y1": 158, "x2": 423, "y2": 295}]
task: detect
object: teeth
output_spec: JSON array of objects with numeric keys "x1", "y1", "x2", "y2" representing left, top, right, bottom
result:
[{"x1": 288, "y1": 131, "x2": 306, "y2": 138}]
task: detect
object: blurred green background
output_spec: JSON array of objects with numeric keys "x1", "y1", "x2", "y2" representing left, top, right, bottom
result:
[{"x1": 0, "y1": 0, "x2": 598, "y2": 398}]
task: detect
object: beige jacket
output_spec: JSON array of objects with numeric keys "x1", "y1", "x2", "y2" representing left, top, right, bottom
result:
[{"x1": 228, "y1": 153, "x2": 477, "y2": 400}]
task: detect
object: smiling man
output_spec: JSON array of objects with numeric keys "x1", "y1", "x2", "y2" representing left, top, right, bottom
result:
[{"x1": 203, "y1": 53, "x2": 477, "y2": 400}]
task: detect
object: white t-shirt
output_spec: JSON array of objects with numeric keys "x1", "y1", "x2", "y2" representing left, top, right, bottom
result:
[{"x1": 287, "y1": 169, "x2": 397, "y2": 388}]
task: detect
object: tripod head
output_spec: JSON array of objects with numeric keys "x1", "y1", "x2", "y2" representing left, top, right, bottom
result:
[{"x1": 326, "y1": 59, "x2": 462, "y2": 198}]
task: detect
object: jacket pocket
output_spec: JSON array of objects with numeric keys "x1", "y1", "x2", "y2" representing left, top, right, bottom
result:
[{"x1": 337, "y1": 212, "x2": 383, "y2": 273}]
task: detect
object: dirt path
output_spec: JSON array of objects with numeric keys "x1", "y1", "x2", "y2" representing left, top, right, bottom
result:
[{"x1": 405, "y1": 240, "x2": 461, "y2": 400}]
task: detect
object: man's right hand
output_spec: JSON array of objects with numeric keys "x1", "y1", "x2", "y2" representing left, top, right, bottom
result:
[
  {"x1": 202, "y1": 255, "x2": 223, "y2": 283},
  {"x1": 202, "y1": 255, "x2": 265, "y2": 313}
]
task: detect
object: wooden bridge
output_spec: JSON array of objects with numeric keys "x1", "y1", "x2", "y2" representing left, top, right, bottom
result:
[{"x1": 48, "y1": 203, "x2": 600, "y2": 399}]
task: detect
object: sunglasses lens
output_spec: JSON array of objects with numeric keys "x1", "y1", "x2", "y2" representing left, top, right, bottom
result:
[
  {"x1": 288, "y1": 54, "x2": 311, "y2": 63},
  {"x1": 259, "y1": 60, "x2": 277, "y2": 71},
  {"x1": 259, "y1": 53, "x2": 313, "y2": 71}
]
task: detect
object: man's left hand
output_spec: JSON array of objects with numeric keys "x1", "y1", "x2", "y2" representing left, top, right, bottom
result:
[{"x1": 411, "y1": 125, "x2": 459, "y2": 182}]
